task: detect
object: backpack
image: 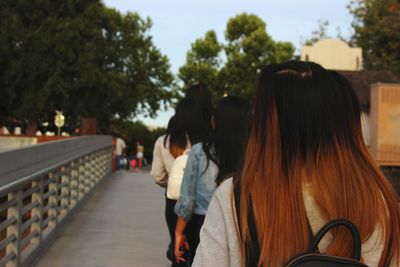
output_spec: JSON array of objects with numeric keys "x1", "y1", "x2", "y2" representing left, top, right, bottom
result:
[
  {"x1": 285, "y1": 219, "x2": 368, "y2": 267},
  {"x1": 233, "y1": 184, "x2": 370, "y2": 267},
  {"x1": 167, "y1": 149, "x2": 190, "y2": 200}
]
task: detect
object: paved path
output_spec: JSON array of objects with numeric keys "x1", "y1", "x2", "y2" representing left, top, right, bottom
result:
[{"x1": 36, "y1": 170, "x2": 170, "y2": 267}]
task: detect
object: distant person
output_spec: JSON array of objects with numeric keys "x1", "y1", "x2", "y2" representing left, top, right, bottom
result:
[
  {"x1": 174, "y1": 96, "x2": 252, "y2": 266},
  {"x1": 193, "y1": 61, "x2": 400, "y2": 267},
  {"x1": 130, "y1": 158, "x2": 137, "y2": 172},
  {"x1": 127, "y1": 153, "x2": 137, "y2": 172},
  {"x1": 119, "y1": 152, "x2": 128, "y2": 170},
  {"x1": 151, "y1": 98, "x2": 211, "y2": 267},
  {"x1": 136, "y1": 141, "x2": 144, "y2": 169},
  {"x1": 115, "y1": 137, "x2": 126, "y2": 170}
]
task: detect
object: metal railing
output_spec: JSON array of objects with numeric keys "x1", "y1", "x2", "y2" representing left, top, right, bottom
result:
[{"x1": 0, "y1": 136, "x2": 112, "y2": 267}]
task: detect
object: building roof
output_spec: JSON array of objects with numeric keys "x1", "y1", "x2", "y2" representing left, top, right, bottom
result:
[{"x1": 338, "y1": 70, "x2": 400, "y2": 111}]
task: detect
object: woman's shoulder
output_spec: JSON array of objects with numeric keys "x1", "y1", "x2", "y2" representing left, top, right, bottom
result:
[
  {"x1": 156, "y1": 134, "x2": 166, "y2": 142},
  {"x1": 218, "y1": 177, "x2": 234, "y2": 193},
  {"x1": 191, "y1": 142, "x2": 203, "y2": 151},
  {"x1": 189, "y1": 142, "x2": 205, "y2": 156},
  {"x1": 155, "y1": 135, "x2": 168, "y2": 146},
  {"x1": 213, "y1": 178, "x2": 234, "y2": 206}
]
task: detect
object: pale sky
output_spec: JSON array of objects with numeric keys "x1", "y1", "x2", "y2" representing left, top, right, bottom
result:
[{"x1": 103, "y1": 0, "x2": 354, "y2": 127}]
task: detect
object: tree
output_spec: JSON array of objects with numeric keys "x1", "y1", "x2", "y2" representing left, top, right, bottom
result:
[
  {"x1": 178, "y1": 30, "x2": 222, "y2": 101},
  {"x1": 0, "y1": 0, "x2": 174, "y2": 133},
  {"x1": 222, "y1": 14, "x2": 294, "y2": 98},
  {"x1": 0, "y1": 0, "x2": 106, "y2": 126},
  {"x1": 178, "y1": 13, "x2": 295, "y2": 101},
  {"x1": 97, "y1": 9, "x2": 174, "y2": 131},
  {"x1": 349, "y1": 0, "x2": 400, "y2": 76}
]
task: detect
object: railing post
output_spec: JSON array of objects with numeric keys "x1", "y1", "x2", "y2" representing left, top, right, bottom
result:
[
  {"x1": 78, "y1": 158, "x2": 86, "y2": 199},
  {"x1": 60, "y1": 167, "x2": 69, "y2": 216},
  {"x1": 90, "y1": 155, "x2": 97, "y2": 186},
  {"x1": 70, "y1": 161, "x2": 78, "y2": 208},
  {"x1": 48, "y1": 173, "x2": 58, "y2": 228},
  {"x1": 6, "y1": 190, "x2": 22, "y2": 267},
  {"x1": 84, "y1": 156, "x2": 92, "y2": 190},
  {"x1": 100, "y1": 151, "x2": 106, "y2": 178},
  {"x1": 94, "y1": 152, "x2": 101, "y2": 183},
  {"x1": 84, "y1": 156, "x2": 92, "y2": 193},
  {"x1": 31, "y1": 178, "x2": 43, "y2": 245}
]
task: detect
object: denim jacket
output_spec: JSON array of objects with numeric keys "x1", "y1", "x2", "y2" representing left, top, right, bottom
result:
[{"x1": 174, "y1": 143, "x2": 218, "y2": 221}]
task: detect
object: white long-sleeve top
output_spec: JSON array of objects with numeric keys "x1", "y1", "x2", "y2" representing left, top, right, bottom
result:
[
  {"x1": 151, "y1": 135, "x2": 191, "y2": 187},
  {"x1": 151, "y1": 135, "x2": 175, "y2": 187}
]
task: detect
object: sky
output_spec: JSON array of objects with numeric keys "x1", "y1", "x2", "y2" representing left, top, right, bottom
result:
[{"x1": 103, "y1": 0, "x2": 354, "y2": 127}]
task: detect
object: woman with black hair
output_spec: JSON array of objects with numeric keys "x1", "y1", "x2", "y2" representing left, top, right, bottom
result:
[
  {"x1": 151, "y1": 98, "x2": 210, "y2": 266},
  {"x1": 174, "y1": 96, "x2": 252, "y2": 266}
]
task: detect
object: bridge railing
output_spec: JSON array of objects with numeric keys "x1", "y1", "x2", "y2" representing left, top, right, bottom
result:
[{"x1": 0, "y1": 136, "x2": 112, "y2": 267}]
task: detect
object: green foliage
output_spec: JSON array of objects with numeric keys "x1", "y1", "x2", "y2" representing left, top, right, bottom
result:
[
  {"x1": 223, "y1": 14, "x2": 295, "y2": 98},
  {"x1": 349, "y1": 0, "x2": 400, "y2": 76},
  {"x1": 0, "y1": 0, "x2": 174, "y2": 132},
  {"x1": 189, "y1": 31, "x2": 222, "y2": 65},
  {"x1": 100, "y1": 9, "x2": 174, "y2": 129},
  {"x1": 225, "y1": 13, "x2": 266, "y2": 42},
  {"x1": 178, "y1": 30, "x2": 222, "y2": 101},
  {"x1": 178, "y1": 13, "x2": 295, "y2": 101}
]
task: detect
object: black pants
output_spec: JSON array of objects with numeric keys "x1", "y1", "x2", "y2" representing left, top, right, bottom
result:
[
  {"x1": 165, "y1": 197, "x2": 187, "y2": 267},
  {"x1": 165, "y1": 197, "x2": 178, "y2": 244},
  {"x1": 185, "y1": 214, "x2": 205, "y2": 266},
  {"x1": 165, "y1": 197, "x2": 205, "y2": 266}
]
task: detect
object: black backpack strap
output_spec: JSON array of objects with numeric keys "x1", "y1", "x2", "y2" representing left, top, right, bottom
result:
[
  {"x1": 384, "y1": 234, "x2": 393, "y2": 267},
  {"x1": 234, "y1": 181, "x2": 315, "y2": 266},
  {"x1": 233, "y1": 182, "x2": 260, "y2": 267},
  {"x1": 308, "y1": 219, "x2": 362, "y2": 261},
  {"x1": 306, "y1": 219, "x2": 315, "y2": 246}
]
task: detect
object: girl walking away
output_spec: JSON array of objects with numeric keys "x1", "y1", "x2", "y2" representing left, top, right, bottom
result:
[
  {"x1": 174, "y1": 96, "x2": 252, "y2": 266},
  {"x1": 193, "y1": 61, "x2": 400, "y2": 267},
  {"x1": 151, "y1": 98, "x2": 210, "y2": 267},
  {"x1": 136, "y1": 141, "x2": 144, "y2": 169}
]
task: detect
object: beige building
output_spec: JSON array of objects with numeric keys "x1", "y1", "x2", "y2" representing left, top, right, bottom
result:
[
  {"x1": 301, "y1": 39, "x2": 362, "y2": 71},
  {"x1": 338, "y1": 71, "x2": 399, "y2": 146}
]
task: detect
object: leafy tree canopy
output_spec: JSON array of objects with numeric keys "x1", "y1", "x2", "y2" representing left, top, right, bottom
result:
[
  {"x1": 178, "y1": 30, "x2": 222, "y2": 101},
  {"x1": 0, "y1": 0, "x2": 174, "y2": 133},
  {"x1": 178, "y1": 13, "x2": 295, "y2": 101},
  {"x1": 349, "y1": 0, "x2": 400, "y2": 76}
]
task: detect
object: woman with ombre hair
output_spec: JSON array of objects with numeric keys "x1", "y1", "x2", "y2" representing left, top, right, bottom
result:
[{"x1": 193, "y1": 61, "x2": 400, "y2": 267}]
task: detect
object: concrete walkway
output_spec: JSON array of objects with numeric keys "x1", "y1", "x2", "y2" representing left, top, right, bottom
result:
[{"x1": 36, "y1": 170, "x2": 170, "y2": 267}]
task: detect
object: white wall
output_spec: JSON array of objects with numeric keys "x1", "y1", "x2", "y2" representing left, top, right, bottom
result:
[
  {"x1": 0, "y1": 136, "x2": 37, "y2": 152},
  {"x1": 301, "y1": 39, "x2": 362, "y2": 71},
  {"x1": 361, "y1": 112, "x2": 370, "y2": 146}
]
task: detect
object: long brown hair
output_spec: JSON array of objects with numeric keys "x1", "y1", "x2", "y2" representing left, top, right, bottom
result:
[{"x1": 236, "y1": 61, "x2": 400, "y2": 267}]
